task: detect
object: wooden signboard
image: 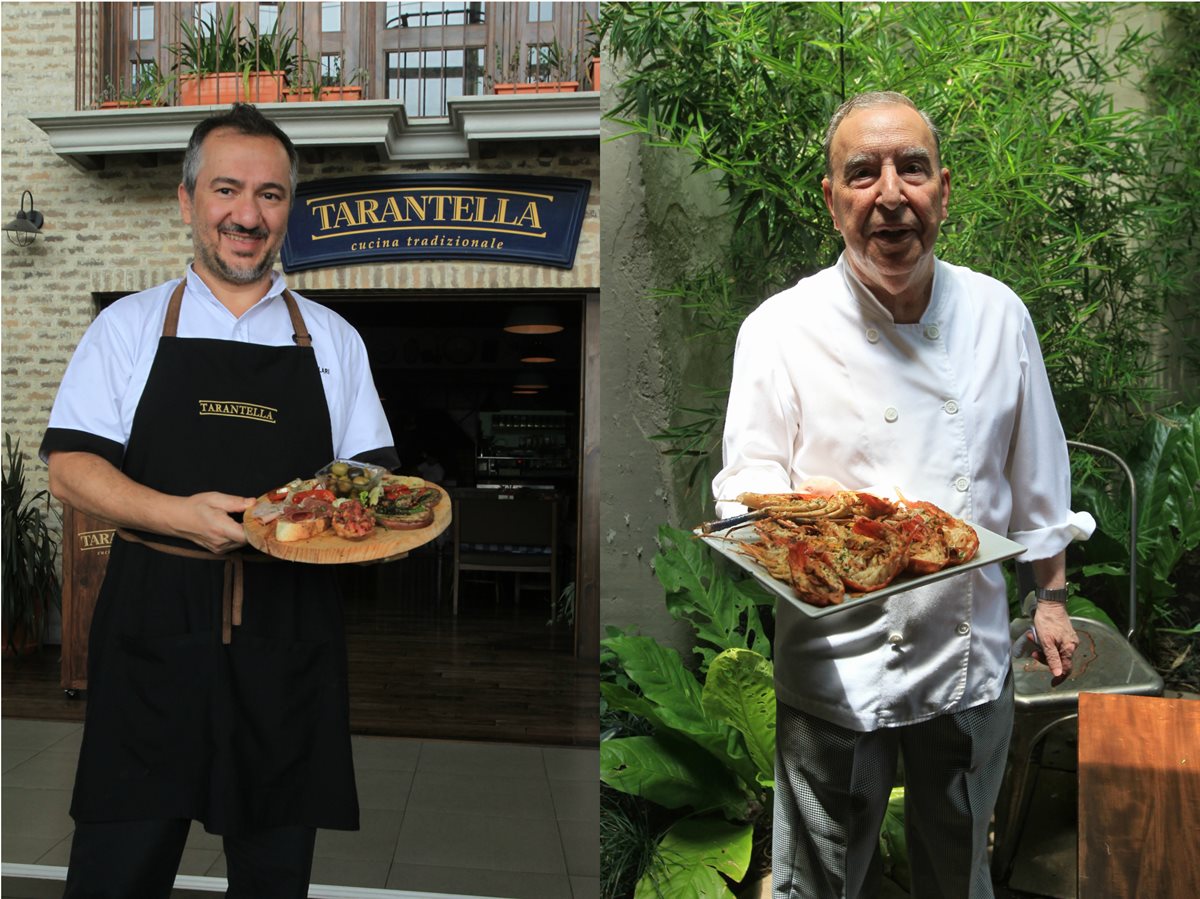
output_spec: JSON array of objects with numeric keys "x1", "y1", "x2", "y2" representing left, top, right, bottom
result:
[{"x1": 60, "y1": 505, "x2": 116, "y2": 692}]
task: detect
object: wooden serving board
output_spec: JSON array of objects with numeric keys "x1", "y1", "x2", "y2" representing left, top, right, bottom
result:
[{"x1": 243, "y1": 483, "x2": 452, "y2": 564}]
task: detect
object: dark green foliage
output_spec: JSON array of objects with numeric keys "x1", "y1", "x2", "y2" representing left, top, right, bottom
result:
[
  {"x1": 602, "y1": 1, "x2": 1200, "y2": 488},
  {"x1": 2, "y1": 435, "x2": 60, "y2": 654}
]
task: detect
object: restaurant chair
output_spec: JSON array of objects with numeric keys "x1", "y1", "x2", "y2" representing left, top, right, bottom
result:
[
  {"x1": 991, "y1": 440, "x2": 1164, "y2": 883},
  {"x1": 451, "y1": 493, "x2": 558, "y2": 615}
]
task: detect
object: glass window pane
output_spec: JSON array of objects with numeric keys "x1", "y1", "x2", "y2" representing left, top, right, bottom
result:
[
  {"x1": 133, "y1": 2, "x2": 154, "y2": 41},
  {"x1": 386, "y1": 2, "x2": 483, "y2": 29},
  {"x1": 258, "y1": 2, "x2": 280, "y2": 31},
  {"x1": 322, "y1": 2, "x2": 342, "y2": 32},
  {"x1": 386, "y1": 47, "x2": 484, "y2": 115},
  {"x1": 321, "y1": 53, "x2": 342, "y2": 83},
  {"x1": 527, "y1": 2, "x2": 554, "y2": 23},
  {"x1": 197, "y1": 2, "x2": 217, "y2": 28}
]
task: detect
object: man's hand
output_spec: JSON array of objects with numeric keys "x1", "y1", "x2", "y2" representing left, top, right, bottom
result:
[
  {"x1": 171, "y1": 492, "x2": 255, "y2": 554},
  {"x1": 49, "y1": 451, "x2": 254, "y2": 554},
  {"x1": 1031, "y1": 601, "x2": 1079, "y2": 683}
]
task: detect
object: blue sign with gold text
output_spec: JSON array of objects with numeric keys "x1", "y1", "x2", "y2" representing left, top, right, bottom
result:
[{"x1": 281, "y1": 174, "x2": 591, "y2": 272}]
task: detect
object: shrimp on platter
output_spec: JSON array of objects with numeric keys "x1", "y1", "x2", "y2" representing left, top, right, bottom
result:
[
  {"x1": 882, "y1": 508, "x2": 950, "y2": 575},
  {"x1": 701, "y1": 489, "x2": 981, "y2": 610},
  {"x1": 735, "y1": 490, "x2": 896, "y2": 521},
  {"x1": 895, "y1": 499, "x2": 979, "y2": 564},
  {"x1": 808, "y1": 517, "x2": 914, "y2": 593}
]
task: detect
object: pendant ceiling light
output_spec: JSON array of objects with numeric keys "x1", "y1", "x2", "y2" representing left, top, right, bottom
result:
[
  {"x1": 514, "y1": 371, "x2": 550, "y2": 391},
  {"x1": 504, "y1": 305, "x2": 563, "y2": 335},
  {"x1": 519, "y1": 340, "x2": 557, "y2": 364}
]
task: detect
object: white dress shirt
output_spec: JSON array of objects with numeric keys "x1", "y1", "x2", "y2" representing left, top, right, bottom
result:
[
  {"x1": 44, "y1": 266, "x2": 394, "y2": 464},
  {"x1": 712, "y1": 254, "x2": 1095, "y2": 730}
]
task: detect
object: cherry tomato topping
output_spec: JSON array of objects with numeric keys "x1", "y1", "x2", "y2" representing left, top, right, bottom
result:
[{"x1": 267, "y1": 487, "x2": 290, "y2": 503}]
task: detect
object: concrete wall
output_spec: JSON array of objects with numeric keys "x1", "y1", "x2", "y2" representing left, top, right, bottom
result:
[
  {"x1": 598, "y1": 58, "x2": 733, "y2": 652},
  {"x1": 0, "y1": 3, "x2": 599, "y2": 505}
]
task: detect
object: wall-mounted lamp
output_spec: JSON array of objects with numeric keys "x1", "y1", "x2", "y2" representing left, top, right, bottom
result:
[
  {"x1": 504, "y1": 305, "x2": 563, "y2": 335},
  {"x1": 3, "y1": 191, "x2": 44, "y2": 247}
]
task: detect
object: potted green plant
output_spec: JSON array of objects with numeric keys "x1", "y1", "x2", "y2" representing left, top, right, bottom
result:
[
  {"x1": 171, "y1": 5, "x2": 297, "y2": 105},
  {"x1": 492, "y1": 39, "x2": 580, "y2": 95},
  {"x1": 97, "y1": 61, "x2": 170, "y2": 109},
  {"x1": 285, "y1": 56, "x2": 366, "y2": 102},
  {"x1": 2, "y1": 435, "x2": 61, "y2": 656}
]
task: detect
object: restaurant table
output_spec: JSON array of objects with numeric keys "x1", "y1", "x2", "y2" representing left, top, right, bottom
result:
[{"x1": 1078, "y1": 692, "x2": 1200, "y2": 897}]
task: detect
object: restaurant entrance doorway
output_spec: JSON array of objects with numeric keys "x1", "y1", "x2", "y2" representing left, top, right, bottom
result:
[{"x1": 323, "y1": 292, "x2": 596, "y2": 746}]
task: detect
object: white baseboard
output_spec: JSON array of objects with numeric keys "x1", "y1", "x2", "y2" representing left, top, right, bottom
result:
[{"x1": 0, "y1": 864, "x2": 492, "y2": 899}]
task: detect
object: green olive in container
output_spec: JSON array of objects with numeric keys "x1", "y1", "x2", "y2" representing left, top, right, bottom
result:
[{"x1": 315, "y1": 459, "x2": 386, "y2": 498}]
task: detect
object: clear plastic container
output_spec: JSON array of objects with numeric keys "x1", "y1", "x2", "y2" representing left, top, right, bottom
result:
[{"x1": 315, "y1": 459, "x2": 387, "y2": 499}]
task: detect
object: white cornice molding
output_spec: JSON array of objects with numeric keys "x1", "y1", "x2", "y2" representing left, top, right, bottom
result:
[{"x1": 29, "y1": 93, "x2": 601, "y2": 172}]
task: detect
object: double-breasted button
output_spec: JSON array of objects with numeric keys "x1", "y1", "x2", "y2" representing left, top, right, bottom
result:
[
  {"x1": 884, "y1": 407, "x2": 899, "y2": 423},
  {"x1": 954, "y1": 476, "x2": 970, "y2": 492},
  {"x1": 944, "y1": 400, "x2": 959, "y2": 415},
  {"x1": 955, "y1": 622, "x2": 971, "y2": 636},
  {"x1": 887, "y1": 632, "x2": 904, "y2": 646},
  {"x1": 866, "y1": 327, "x2": 880, "y2": 344},
  {"x1": 924, "y1": 324, "x2": 941, "y2": 340}
]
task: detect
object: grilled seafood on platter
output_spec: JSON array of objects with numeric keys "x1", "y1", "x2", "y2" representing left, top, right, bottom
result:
[
  {"x1": 736, "y1": 490, "x2": 896, "y2": 520},
  {"x1": 711, "y1": 492, "x2": 979, "y2": 607}
]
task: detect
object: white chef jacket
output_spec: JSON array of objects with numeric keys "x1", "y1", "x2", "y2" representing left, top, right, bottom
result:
[
  {"x1": 712, "y1": 254, "x2": 1095, "y2": 731},
  {"x1": 42, "y1": 266, "x2": 394, "y2": 466}
]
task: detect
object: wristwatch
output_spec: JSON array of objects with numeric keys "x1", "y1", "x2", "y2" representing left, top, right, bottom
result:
[{"x1": 1034, "y1": 587, "x2": 1069, "y2": 604}]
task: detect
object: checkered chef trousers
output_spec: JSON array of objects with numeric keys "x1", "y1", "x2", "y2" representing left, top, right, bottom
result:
[{"x1": 772, "y1": 674, "x2": 1014, "y2": 899}]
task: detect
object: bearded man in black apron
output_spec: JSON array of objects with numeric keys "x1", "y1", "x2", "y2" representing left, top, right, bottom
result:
[{"x1": 41, "y1": 104, "x2": 399, "y2": 898}]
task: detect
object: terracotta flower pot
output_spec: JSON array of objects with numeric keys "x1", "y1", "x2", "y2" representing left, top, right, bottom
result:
[
  {"x1": 284, "y1": 85, "x2": 364, "y2": 102},
  {"x1": 493, "y1": 81, "x2": 580, "y2": 95},
  {"x1": 179, "y1": 72, "x2": 286, "y2": 106}
]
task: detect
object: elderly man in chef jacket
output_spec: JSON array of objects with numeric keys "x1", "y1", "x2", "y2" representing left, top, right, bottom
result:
[{"x1": 712, "y1": 91, "x2": 1095, "y2": 899}]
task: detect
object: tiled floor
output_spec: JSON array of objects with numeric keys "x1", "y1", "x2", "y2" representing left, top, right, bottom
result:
[{"x1": 1, "y1": 718, "x2": 599, "y2": 899}]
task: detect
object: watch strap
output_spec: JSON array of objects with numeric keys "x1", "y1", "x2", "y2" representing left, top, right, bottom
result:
[{"x1": 1035, "y1": 586, "x2": 1069, "y2": 604}]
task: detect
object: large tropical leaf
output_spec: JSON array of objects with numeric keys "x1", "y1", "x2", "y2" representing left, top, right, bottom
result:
[
  {"x1": 701, "y1": 648, "x2": 776, "y2": 786},
  {"x1": 600, "y1": 735, "x2": 751, "y2": 819},
  {"x1": 634, "y1": 815, "x2": 754, "y2": 899},
  {"x1": 602, "y1": 634, "x2": 760, "y2": 787},
  {"x1": 655, "y1": 525, "x2": 773, "y2": 668}
]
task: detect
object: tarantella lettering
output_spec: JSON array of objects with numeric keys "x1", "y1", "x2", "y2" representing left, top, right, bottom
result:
[
  {"x1": 198, "y1": 400, "x2": 278, "y2": 424},
  {"x1": 79, "y1": 529, "x2": 115, "y2": 551},
  {"x1": 308, "y1": 191, "x2": 546, "y2": 237}
]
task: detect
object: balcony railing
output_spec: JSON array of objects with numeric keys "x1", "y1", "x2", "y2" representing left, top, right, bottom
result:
[{"x1": 75, "y1": 1, "x2": 599, "y2": 115}]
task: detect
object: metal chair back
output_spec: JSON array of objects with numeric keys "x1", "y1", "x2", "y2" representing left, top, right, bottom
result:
[{"x1": 991, "y1": 440, "x2": 1164, "y2": 882}]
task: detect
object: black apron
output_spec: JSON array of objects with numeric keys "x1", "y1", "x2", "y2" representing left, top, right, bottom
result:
[{"x1": 70, "y1": 282, "x2": 359, "y2": 836}]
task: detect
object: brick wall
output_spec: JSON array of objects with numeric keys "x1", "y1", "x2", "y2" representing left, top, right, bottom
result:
[{"x1": 0, "y1": 3, "x2": 599, "y2": 511}]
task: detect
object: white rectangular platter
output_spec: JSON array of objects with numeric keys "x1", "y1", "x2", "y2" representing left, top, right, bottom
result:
[{"x1": 698, "y1": 521, "x2": 1027, "y2": 618}]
